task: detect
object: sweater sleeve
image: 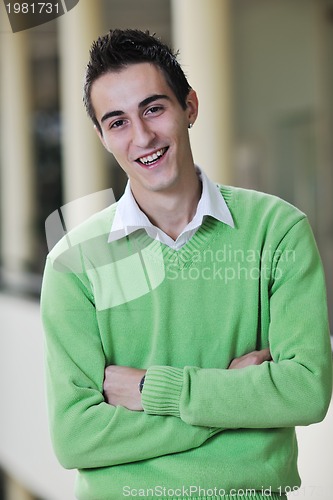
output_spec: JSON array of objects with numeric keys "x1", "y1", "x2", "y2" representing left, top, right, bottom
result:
[
  {"x1": 41, "y1": 257, "x2": 218, "y2": 470},
  {"x1": 142, "y1": 217, "x2": 333, "y2": 428}
]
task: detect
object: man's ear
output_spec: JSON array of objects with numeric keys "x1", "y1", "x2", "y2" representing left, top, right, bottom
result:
[{"x1": 186, "y1": 89, "x2": 199, "y2": 127}]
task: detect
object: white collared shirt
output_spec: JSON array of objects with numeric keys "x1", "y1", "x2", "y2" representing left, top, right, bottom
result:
[{"x1": 108, "y1": 166, "x2": 234, "y2": 250}]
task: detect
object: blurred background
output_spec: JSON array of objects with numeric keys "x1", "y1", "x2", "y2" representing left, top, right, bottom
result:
[{"x1": 0, "y1": 0, "x2": 332, "y2": 498}]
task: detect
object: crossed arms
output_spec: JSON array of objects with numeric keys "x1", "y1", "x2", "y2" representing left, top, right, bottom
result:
[{"x1": 103, "y1": 349, "x2": 272, "y2": 410}]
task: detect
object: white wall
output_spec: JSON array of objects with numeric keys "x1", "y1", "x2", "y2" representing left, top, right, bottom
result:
[
  {"x1": 0, "y1": 293, "x2": 76, "y2": 500},
  {"x1": 0, "y1": 293, "x2": 332, "y2": 499}
]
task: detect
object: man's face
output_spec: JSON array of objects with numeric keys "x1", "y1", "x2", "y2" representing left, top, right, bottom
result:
[{"x1": 90, "y1": 63, "x2": 198, "y2": 198}]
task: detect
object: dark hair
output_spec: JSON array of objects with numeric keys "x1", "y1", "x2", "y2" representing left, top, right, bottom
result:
[{"x1": 83, "y1": 29, "x2": 192, "y2": 134}]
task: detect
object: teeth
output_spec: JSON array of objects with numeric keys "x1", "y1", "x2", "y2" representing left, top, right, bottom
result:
[{"x1": 138, "y1": 148, "x2": 166, "y2": 165}]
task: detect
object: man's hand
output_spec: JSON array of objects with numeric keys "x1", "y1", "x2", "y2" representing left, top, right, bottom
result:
[
  {"x1": 103, "y1": 365, "x2": 146, "y2": 411},
  {"x1": 104, "y1": 349, "x2": 271, "y2": 409},
  {"x1": 228, "y1": 348, "x2": 272, "y2": 369}
]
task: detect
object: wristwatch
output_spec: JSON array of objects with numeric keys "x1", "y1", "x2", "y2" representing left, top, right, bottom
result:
[{"x1": 139, "y1": 375, "x2": 146, "y2": 393}]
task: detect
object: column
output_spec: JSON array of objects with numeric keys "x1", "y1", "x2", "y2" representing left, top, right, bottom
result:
[
  {"x1": 171, "y1": 0, "x2": 233, "y2": 184},
  {"x1": 58, "y1": 0, "x2": 109, "y2": 207},
  {"x1": 4, "y1": 473, "x2": 34, "y2": 500},
  {"x1": 0, "y1": 7, "x2": 36, "y2": 280}
]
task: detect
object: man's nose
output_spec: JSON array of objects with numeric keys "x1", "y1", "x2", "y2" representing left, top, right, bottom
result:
[{"x1": 131, "y1": 119, "x2": 155, "y2": 148}]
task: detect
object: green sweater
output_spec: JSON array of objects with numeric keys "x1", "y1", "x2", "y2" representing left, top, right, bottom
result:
[{"x1": 41, "y1": 186, "x2": 332, "y2": 500}]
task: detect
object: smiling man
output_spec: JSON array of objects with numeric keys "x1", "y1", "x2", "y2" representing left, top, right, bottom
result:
[{"x1": 41, "y1": 29, "x2": 332, "y2": 500}]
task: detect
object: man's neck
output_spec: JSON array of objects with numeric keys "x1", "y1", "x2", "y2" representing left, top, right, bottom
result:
[{"x1": 132, "y1": 167, "x2": 202, "y2": 241}]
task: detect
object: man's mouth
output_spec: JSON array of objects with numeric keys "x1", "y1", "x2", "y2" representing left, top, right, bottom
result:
[{"x1": 136, "y1": 147, "x2": 168, "y2": 167}]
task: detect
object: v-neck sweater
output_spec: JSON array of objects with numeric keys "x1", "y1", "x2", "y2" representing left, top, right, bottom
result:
[{"x1": 41, "y1": 185, "x2": 332, "y2": 500}]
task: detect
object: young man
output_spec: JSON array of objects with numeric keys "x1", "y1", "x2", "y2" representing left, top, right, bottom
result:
[{"x1": 41, "y1": 29, "x2": 332, "y2": 500}]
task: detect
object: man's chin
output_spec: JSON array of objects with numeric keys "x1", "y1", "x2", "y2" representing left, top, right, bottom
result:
[{"x1": 144, "y1": 171, "x2": 179, "y2": 194}]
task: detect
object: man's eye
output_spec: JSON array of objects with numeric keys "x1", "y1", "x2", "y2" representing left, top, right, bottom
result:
[
  {"x1": 146, "y1": 106, "x2": 163, "y2": 115},
  {"x1": 110, "y1": 119, "x2": 125, "y2": 129}
]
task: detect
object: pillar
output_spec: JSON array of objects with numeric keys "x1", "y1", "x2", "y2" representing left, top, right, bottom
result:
[
  {"x1": 58, "y1": 0, "x2": 108, "y2": 208},
  {"x1": 4, "y1": 473, "x2": 34, "y2": 500},
  {"x1": 171, "y1": 0, "x2": 233, "y2": 184},
  {"x1": 0, "y1": 6, "x2": 36, "y2": 280}
]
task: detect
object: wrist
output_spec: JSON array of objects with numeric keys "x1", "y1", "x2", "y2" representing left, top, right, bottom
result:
[{"x1": 141, "y1": 366, "x2": 183, "y2": 417}]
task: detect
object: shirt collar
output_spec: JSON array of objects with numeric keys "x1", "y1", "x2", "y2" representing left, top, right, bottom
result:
[{"x1": 108, "y1": 165, "x2": 234, "y2": 244}]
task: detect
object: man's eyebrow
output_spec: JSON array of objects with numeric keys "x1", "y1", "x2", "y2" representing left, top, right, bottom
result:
[
  {"x1": 101, "y1": 110, "x2": 124, "y2": 123},
  {"x1": 138, "y1": 94, "x2": 170, "y2": 108},
  {"x1": 100, "y1": 94, "x2": 170, "y2": 124}
]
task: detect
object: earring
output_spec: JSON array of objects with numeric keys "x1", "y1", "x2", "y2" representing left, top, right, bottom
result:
[{"x1": 188, "y1": 123, "x2": 193, "y2": 129}]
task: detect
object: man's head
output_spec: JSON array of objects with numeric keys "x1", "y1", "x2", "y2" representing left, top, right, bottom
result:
[
  {"x1": 84, "y1": 29, "x2": 198, "y2": 201},
  {"x1": 83, "y1": 29, "x2": 192, "y2": 135}
]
